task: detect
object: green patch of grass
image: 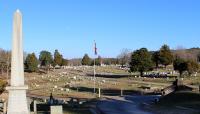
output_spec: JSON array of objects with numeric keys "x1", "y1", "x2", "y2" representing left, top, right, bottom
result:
[{"x1": 96, "y1": 66, "x2": 129, "y2": 74}]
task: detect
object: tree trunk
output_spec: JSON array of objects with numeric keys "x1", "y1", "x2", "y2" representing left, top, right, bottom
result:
[
  {"x1": 47, "y1": 65, "x2": 50, "y2": 74},
  {"x1": 6, "y1": 65, "x2": 9, "y2": 77},
  {"x1": 179, "y1": 71, "x2": 182, "y2": 78},
  {"x1": 156, "y1": 62, "x2": 159, "y2": 70},
  {"x1": 140, "y1": 71, "x2": 143, "y2": 77},
  {"x1": 47, "y1": 67, "x2": 49, "y2": 74},
  {"x1": 165, "y1": 65, "x2": 167, "y2": 69},
  {"x1": 1, "y1": 68, "x2": 3, "y2": 76}
]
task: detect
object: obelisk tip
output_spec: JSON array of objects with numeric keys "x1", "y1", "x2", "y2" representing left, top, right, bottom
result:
[{"x1": 16, "y1": 9, "x2": 21, "y2": 13}]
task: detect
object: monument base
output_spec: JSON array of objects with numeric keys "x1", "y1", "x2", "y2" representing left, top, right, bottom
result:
[
  {"x1": 6, "y1": 85, "x2": 28, "y2": 90},
  {"x1": 6, "y1": 85, "x2": 29, "y2": 114}
]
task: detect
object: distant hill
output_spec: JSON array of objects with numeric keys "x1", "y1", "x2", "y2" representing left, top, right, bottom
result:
[
  {"x1": 68, "y1": 58, "x2": 82, "y2": 66},
  {"x1": 173, "y1": 47, "x2": 200, "y2": 61},
  {"x1": 67, "y1": 48, "x2": 200, "y2": 66}
]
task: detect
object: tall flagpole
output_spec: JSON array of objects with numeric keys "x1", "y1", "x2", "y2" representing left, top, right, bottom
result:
[
  {"x1": 93, "y1": 41, "x2": 97, "y2": 94},
  {"x1": 93, "y1": 55, "x2": 96, "y2": 94}
]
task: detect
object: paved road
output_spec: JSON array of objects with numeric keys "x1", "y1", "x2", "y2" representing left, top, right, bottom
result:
[{"x1": 97, "y1": 95, "x2": 160, "y2": 114}]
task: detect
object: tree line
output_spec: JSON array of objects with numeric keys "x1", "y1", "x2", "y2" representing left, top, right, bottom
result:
[
  {"x1": 129, "y1": 44, "x2": 200, "y2": 77},
  {"x1": 0, "y1": 49, "x2": 69, "y2": 74},
  {"x1": 0, "y1": 45, "x2": 200, "y2": 75},
  {"x1": 24, "y1": 50, "x2": 68, "y2": 72}
]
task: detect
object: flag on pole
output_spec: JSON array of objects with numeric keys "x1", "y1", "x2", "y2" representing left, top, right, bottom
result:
[{"x1": 94, "y1": 42, "x2": 97, "y2": 55}]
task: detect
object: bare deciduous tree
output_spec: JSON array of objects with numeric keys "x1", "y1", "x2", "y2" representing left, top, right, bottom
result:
[
  {"x1": 0, "y1": 48, "x2": 11, "y2": 78},
  {"x1": 174, "y1": 46, "x2": 198, "y2": 62},
  {"x1": 117, "y1": 48, "x2": 131, "y2": 67}
]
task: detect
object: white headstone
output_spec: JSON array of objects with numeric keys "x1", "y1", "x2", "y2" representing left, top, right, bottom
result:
[
  {"x1": 6, "y1": 9, "x2": 29, "y2": 114},
  {"x1": 33, "y1": 100, "x2": 37, "y2": 113},
  {"x1": 3, "y1": 101, "x2": 7, "y2": 114},
  {"x1": 50, "y1": 106, "x2": 63, "y2": 114},
  {"x1": 98, "y1": 88, "x2": 101, "y2": 98}
]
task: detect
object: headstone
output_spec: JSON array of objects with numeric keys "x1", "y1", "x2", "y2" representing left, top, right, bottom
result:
[
  {"x1": 65, "y1": 88, "x2": 70, "y2": 92},
  {"x1": 33, "y1": 100, "x2": 37, "y2": 113},
  {"x1": 199, "y1": 85, "x2": 200, "y2": 93},
  {"x1": 6, "y1": 9, "x2": 29, "y2": 114},
  {"x1": 3, "y1": 101, "x2": 7, "y2": 114},
  {"x1": 98, "y1": 88, "x2": 101, "y2": 98},
  {"x1": 120, "y1": 89, "x2": 123, "y2": 96},
  {"x1": 50, "y1": 106, "x2": 63, "y2": 114},
  {"x1": 44, "y1": 99, "x2": 47, "y2": 103}
]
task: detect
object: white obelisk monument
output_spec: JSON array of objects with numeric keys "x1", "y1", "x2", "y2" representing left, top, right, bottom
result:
[{"x1": 6, "y1": 9, "x2": 29, "y2": 114}]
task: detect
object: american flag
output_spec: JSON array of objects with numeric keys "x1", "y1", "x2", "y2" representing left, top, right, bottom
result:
[{"x1": 94, "y1": 42, "x2": 97, "y2": 55}]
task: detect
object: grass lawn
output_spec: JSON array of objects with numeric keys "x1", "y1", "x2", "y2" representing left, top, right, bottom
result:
[{"x1": 24, "y1": 66, "x2": 200, "y2": 98}]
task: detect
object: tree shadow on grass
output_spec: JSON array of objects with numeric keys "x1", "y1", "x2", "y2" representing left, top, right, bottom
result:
[
  {"x1": 70, "y1": 86, "x2": 142, "y2": 96},
  {"x1": 87, "y1": 73, "x2": 130, "y2": 78}
]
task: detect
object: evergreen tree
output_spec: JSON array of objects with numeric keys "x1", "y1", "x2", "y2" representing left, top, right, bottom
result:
[
  {"x1": 81, "y1": 54, "x2": 91, "y2": 65},
  {"x1": 186, "y1": 60, "x2": 199, "y2": 76},
  {"x1": 39, "y1": 51, "x2": 53, "y2": 67},
  {"x1": 54, "y1": 49, "x2": 63, "y2": 66},
  {"x1": 24, "y1": 53, "x2": 38, "y2": 72},
  {"x1": 159, "y1": 44, "x2": 173, "y2": 67},
  {"x1": 173, "y1": 57, "x2": 187, "y2": 77},
  {"x1": 91, "y1": 56, "x2": 102, "y2": 66},
  {"x1": 130, "y1": 48, "x2": 153, "y2": 76},
  {"x1": 61, "y1": 58, "x2": 68, "y2": 66},
  {"x1": 97, "y1": 56, "x2": 102, "y2": 66},
  {"x1": 152, "y1": 51, "x2": 160, "y2": 69}
]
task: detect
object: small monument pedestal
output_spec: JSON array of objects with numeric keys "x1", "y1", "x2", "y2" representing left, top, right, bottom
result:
[{"x1": 50, "y1": 106, "x2": 63, "y2": 114}]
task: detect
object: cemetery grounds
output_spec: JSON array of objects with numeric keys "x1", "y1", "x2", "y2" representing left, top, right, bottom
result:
[{"x1": 1, "y1": 66, "x2": 200, "y2": 114}]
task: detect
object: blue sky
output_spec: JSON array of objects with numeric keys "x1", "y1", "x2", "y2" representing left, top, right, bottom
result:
[{"x1": 0, "y1": 0, "x2": 200, "y2": 59}]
